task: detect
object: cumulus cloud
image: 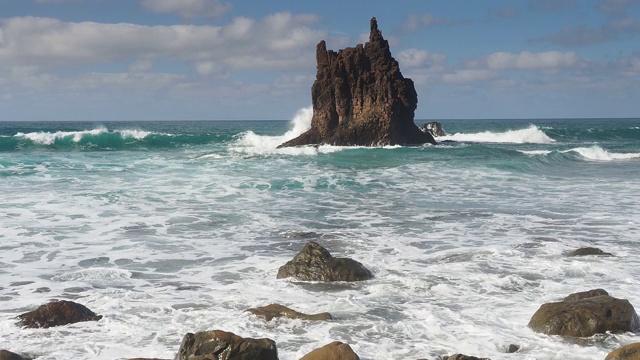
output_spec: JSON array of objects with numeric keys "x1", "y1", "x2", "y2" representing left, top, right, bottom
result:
[
  {"x1": 397, "y1": 49, "x2": 446, "y2": 69},
  {"x1": 141, "y1": 0, "x2": 232, "y2": 19},
  {"x1": 482, "y1": 51, "x2": 578, "y2": 70},
  {"x1": 0, "y1": 13, "x2": 324, "y2": 72},
  {"x1": 442, "y1": 69, "x2": 497, "y2": 84}
]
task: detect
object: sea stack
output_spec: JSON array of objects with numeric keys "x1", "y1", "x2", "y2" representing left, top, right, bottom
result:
[{"x1": 279, "y1": 17, "x2": 435, "y2": 147}]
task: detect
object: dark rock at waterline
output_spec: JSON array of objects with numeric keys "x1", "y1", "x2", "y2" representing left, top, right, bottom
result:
[
  {"x1": 442, "y1": 355, "x2": 490, "y2": 360},
  {"x1": 606, "y1": 342, "x2": 640, "y2": 360},
  {"x1": 277, "y1": 241, "x2": 373, "y2": 282},
  {"x1": 0, "y1": 350, "x2": 32, "y2": 360},
  {"x1": 245, "y1": 303, "x2": 332, "y2": 322},
  {"x1": 563, "y1": 288, "x2": 609, "y2": 302},
  {"x1": 506, "y1": 344, "x2": 520, "y2": 353},
  {"x1": 420, "y1": 121, "x2": 446, "y2": 137},
  {"x1": 279, "y1": 17, "x2": 435, "y2": 147},
  {"x1": 175, "y1": 330, "x2": 278, "y2": 360},
  {"x1": 300, "y1": 341, "x2": 360, "y2": 360},
  {"x1": 528, "y1": 289, "x2": 640, "y2": 337},
  {"x1": 567, "y1": 247, "x2": 614, "y2": 257},
  {"x1": 17, "y1": 300, "x2": 102, "y2": 328}
]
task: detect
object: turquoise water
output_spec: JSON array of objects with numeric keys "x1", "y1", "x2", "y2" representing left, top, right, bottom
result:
[{"x1": 1, "y1": 112, "x2": 639, "y2": 359}]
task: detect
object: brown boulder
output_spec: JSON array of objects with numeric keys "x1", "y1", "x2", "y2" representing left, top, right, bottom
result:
[
  {"x1": 277, "y1": 241, "x2": 372, "y2": 282},
  {"x1": 443, "y1": 355, "x2": 490, "y2": 360},
  {"x1": 0, "y1": 350, "x2": 32, "y2": 360},
  {"x1": 300, "y1": 341, "x2": 359, "y2": 360},
  {"x1": 528, "y1": 290, "x2": 640, "y2": 337},
  {"x1": 279, "y1": 17, "x2": 435, "y2": 147},
  {"x1": 175, "y1": 330, "x2": 278, "y2": 360},
  {"x1": 563, "y1": 288, "x2": 609, "y2": 302},
  {"x1": 17, "y1": 300, "x2": 102, "y2": 328},
  {"x1": 606, "y1": 343, "x2": 640, "y2": 360},
  {"x1": 245, "y1": 304, "x2": 332, "y2": 322}
]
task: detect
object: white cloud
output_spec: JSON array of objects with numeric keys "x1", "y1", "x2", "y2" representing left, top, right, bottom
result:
[
  {"x1": 442, "y1": 69, "x2": 497, "y2": 83},
  {"x1": 129, "y1": 59, "x2": 153, "y2": 72},
  {"x1": 0, "y1": 14, "x2": 324, "y2": 72},
  {"x1": 397, "y1": 49, "x2": 446, "y2": 69},
  {"x1": 141, "y1": 0, "x2": 232, "y2": 19},
  {"x1": 483, "y1": 51, "x2": 578, "y2": 70}
]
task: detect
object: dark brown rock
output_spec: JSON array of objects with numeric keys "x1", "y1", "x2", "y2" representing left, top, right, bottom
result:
[
  {"x1": 443, "y1": 355, "x2": 490, "y2": 360},
  {"x1": 17, "y1": 300, "x2": 102, "y2": 328},
  {"x1": 245, "y1": 304, "x2": 332, "y2": 322},
  {"x1": 0, "y1": 350, "x2": 32, "y2": 360},
  {"x1": 506, "y1": 344, "x2": 520, "y2": 353},
  {"x1": 567, "y1": 247, "x2": 613, "y2": 257},
  {"x1": 276, "y1": 241, "x2": 372, "y2": 282},
  {"x1": 299, "y1": 341, "x2": 360, "y2": 360},
  {"x1": 606, "y1": 343, "x2": 640, "y2": 360},
  {"x1": 175, "y1": 330, "x2": 278, "y2": 360},
  {"x1": 563, "y1": 288, "x2": 609, "y2": 302},
  {"x1": 279, "y1": 17, "x2": 435, "y2": 147},
  {"x1": 528, "y1": 290, "x2": 640, "y2": 337}
]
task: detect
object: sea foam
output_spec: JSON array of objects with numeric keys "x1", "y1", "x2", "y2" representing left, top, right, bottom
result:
[
  {"x1": 439, "y1": 125, "x2": 555, "y2": 144},
  {"x1": 14, "y1": 128, "x2": 155, "y2": 145},
  {"x1": 564, "y1": 145, "x2": 640, "y2": 161}
]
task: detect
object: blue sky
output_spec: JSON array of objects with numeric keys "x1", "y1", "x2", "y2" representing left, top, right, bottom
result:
[{"x1": 0, "y1": 0, "x2": 639, "y2": 121}]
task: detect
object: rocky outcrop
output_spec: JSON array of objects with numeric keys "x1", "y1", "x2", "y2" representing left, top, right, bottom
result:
[
  {"x1": 176, "y1": 330, "x2": 278, "y2": 360},
  {"x1": 606, "y1": 343, "x2": 640, "y2": 360},
  {"x1": 567, "y1": 247, "x2": 613, "y2": 257},
  {"x1": 528, "y1": 289, "x2": 640, "y2": 337},
  {"x1": 279, "y1": 17, "x2": 435, "y2": 147},
  {"x1": 300, "y1": 341, "x2": 360, "y2": 360},
  {"x1": 17, "y1": 300, "x2": 102, "y2": 328},
  {"x1": 420, "y1": 121, "x2": 446, "y2": 137},
  {"x1": 0, "y1": 350, "x2": 32, "y2": 360},
  {"x1": 277, "y1": 241, "x2": 373, "y2": 282},
  {"x1": 245, "y1": 304, "x2": 332, "y2": 322}
]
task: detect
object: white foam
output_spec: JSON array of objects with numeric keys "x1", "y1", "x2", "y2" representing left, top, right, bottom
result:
[
  {"x1": 439, "y1": 125, "x2": 555, "y2": 144},
  {"x1": 119, "y1": 129, "x2": 153, "y2": 140},
  {"x1": 518, "y1": 149, "x2": 553, "y2": 156},
  {"x1": 564, "y1": 145, "x2": 640, "y2": 161},
  {"x1": 14, "y1": 128, "x2": 156, "y2": 144},
  {"x1": 52, "y1": 268, "x2": 133, "y2": 282}
]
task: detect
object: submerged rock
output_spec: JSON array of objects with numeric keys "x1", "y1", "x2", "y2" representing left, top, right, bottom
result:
[
  {"x1": 175, "y1": 330, "x2": 278, "y2": 360},
  {"x1": 0, "y1": 350, "x2": 32, "y2": 360},
  {"x1": 528, "y1": 289, "x2": 640, "y2": 337},
  {"x1": 567, "y1": 247, "x2": 613, "y2": 257},
  {"x1": 277, "y1": 241, "x2": 372, "y2": 282},
  {"x1": 300, "y1": 341, "x2": 360, "y2": 360},
  {"x1": 606, "y1": 342, "x2": 640, "y2": 360},
  {"x1": 245, "y1": 304, "x2": 332, "y2": 322},
  {"x1": 443, "y1": 355, "x2": 490, "y2": 360},
  {"x1": 279, "y1": 17, "x2": 435, "y2": 147},
  {"x1": 17, "y1": 300, "x2": 102, "y2": 328},
  {"x1": 420, "y1": 121, "x2": 446, "y2": 137}
]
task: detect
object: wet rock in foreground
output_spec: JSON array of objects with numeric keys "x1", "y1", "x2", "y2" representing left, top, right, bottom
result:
[
  {"x1": 528, "y1": 289, "x2": 640, "y2": 337},
  {"x1": 277, "y1": 241, "x2": 372, "y2": 282},
  {"x1": 245, "y1": 304, "x2": 332, "y2": 322},
  {"x1": 17, "y1": 300, "x2": 102, "y2": 328},
  {"x1": 567, "y1": 247, "x2": 613, "y2": 257},
  {"x1": 606, "y1": 342, "x2": 640, "y2": 360},
  {"x1": 175, "y1": 330, "x2": 278, "y2": 360},
  {"x1": 300, "y1": 341, "x2": 360, "y2": 360},
  {"x1": 0, "y1": 350, "x2": 32, "y2": 360}
]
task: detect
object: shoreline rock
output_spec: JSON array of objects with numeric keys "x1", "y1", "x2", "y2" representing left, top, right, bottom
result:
[
  {"x1": 17, "y1": 300, "x2": 102, "y2": 329},
  {"x1": 279, "y1": 17, "x2": 435, "y2": 147},
  {"x1": 245, "y1": 304, "x2": 332, "y2": 322},
  {"x1": 277, "y1": 241, "x2": 373, "y2": 282},
  {"x1": 606, "y1": 342, "x2": 640, "y2": 360},
  {"x1": 175, "y1": 330, "x2": 278, "y2": 360},
  {"x1": 300, "y1": 341, "x2": 360, "y2": 360}
]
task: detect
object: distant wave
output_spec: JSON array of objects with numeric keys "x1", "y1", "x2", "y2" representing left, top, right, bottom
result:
[
  {"x1": 439, "y1": 125, "x2": 555, "y2": 144},
  {"x1": 14, "y1": 127, "x2": 155, "y2": 145},
  {"x1": 564, "y1": 145, "x2": 640, "y2": 161}
]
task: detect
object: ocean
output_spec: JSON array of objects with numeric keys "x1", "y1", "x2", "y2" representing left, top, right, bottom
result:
[{"x1": 1, "y1": 109, "x2": 639, "y2": 359}]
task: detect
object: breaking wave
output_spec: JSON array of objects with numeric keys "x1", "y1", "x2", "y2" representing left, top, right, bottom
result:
[
  {"x1": 564, "y1": 145, "x2": 640, "y2": 161},
  {"x1": 439, "y1": 125, "x2": 555, "y2": 144}
]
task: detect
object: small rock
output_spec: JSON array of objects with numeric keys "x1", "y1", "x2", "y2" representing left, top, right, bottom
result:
[
  {"x1": 0, "y1": 350, "x2": 32, "y2": 360},
  {"x1": 567, "y1": 247, "x2": 613, "y2": 257},
  {"x1": 420, "y1": 121, "x2": 446, "y2": 137},
  {"x1": 245, "y1": 304, "x2": 332, "y2": 322},
  {"x1": 443, "y1": 355, "x2": 490, "y2": 360},
  {"x1": 175, "y1": 330, "x2": 278, "y2": 360},
  {"x1": 300, "y1": 341, "x2": 360, "y2": 360},
  {"x1": 506, "y1": 344, "x2": 520, "y2": 353},
  {"x1": 17, "y1": 300, "x2": 102, "y2": 328},
  {"x1": 277, "y1": 241, "x2": 372, "y2": 282},
  {"x1": 528, "y1": 289, "x2": 640, "y2": 337},
  {"x1": 606, "y1": 342, "x2": 640, "y2": 360}
]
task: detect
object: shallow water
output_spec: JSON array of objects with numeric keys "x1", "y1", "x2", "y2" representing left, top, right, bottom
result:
[{"x1": 1, "y1": 112, "x2": 640, "y2": 359}]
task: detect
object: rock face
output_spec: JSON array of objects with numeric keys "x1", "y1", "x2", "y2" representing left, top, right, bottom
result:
[
  {"x1": 245, "y1": 304, "x2": 332, "y2": 322},
  {"x1": 420, "y1": 121, "x2": 446, "y2": 137},
  {"x1": 0, "y1": 350, "x2": 32, "y2": 360},
  {"x1": 567, "y1": 247, "x2": 613, "y2": 257},
  {"x1": 300, "y1": 341, "x2": 360, "y2": 360},
  {"x1": 17, "y1": 300, "x2": 102, "y2": 329},
  {"x1": 175, "y1": 330, "x2": 278, "y2": 360},
  {"x1": 277, "y1": 241, "x2": 373, "y2": 282},
  {"x1": 528, "y1": 289, "x2": 640, "y2": 337},
  {"x1": 606, "y1": 343, "x2": 640, "y2": 360},
  {"x1": 279, "y1": 17, "x2": 435, "y2": 147}
]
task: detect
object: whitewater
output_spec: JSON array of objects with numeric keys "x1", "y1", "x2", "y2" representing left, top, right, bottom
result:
[{"x1": 1, "y1": 112, "x2": 640, "y2": 359}]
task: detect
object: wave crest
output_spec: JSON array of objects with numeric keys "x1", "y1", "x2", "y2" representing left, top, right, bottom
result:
[
  {"x1": 564, "y1": 145, "x2": 640, "y2": 161},
  {"x1": 14, "y1": 128, "x2": 155, "y2": 145},
  {"x1": 439, "y1": 125, "x2": 555, "y2": 144}
]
